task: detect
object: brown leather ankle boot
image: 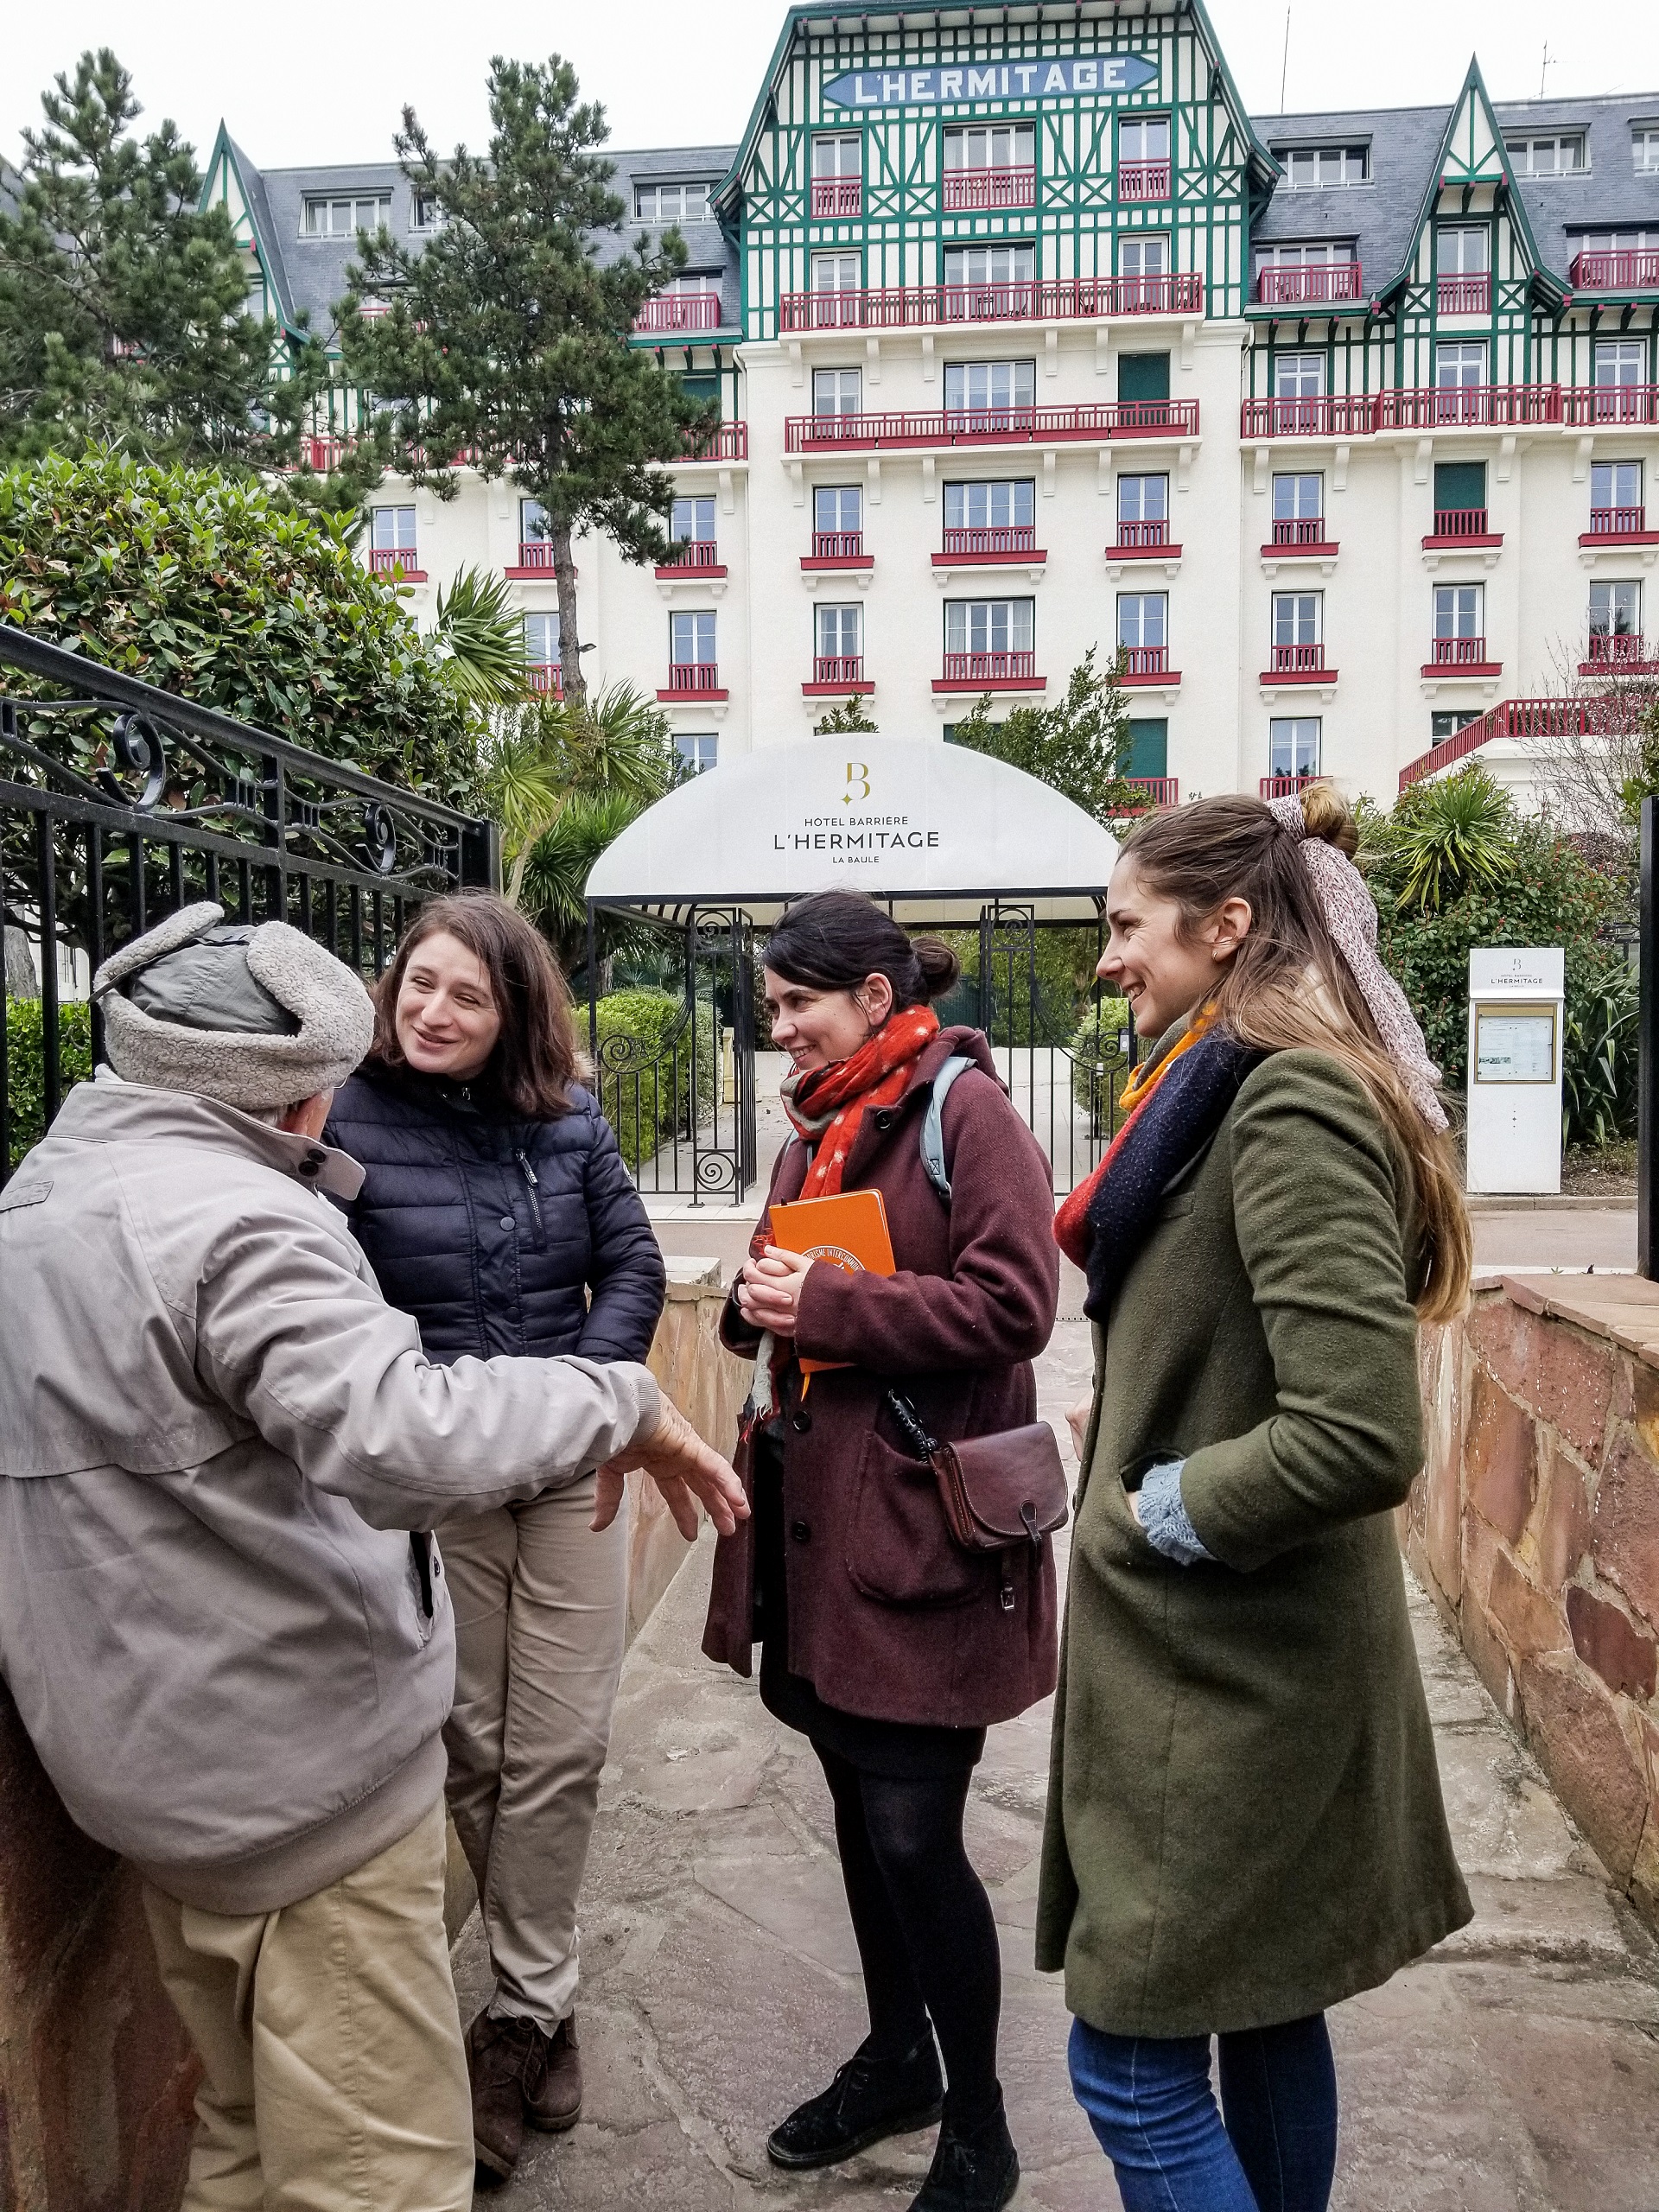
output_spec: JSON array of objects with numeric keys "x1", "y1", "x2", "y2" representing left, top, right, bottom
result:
[
  {"x1": 524, "y1": 2013, "x2": 583, "y2": 2133},
  {"x1": 467, "y1": 2008, "x2": 537, "y2": 2182}
]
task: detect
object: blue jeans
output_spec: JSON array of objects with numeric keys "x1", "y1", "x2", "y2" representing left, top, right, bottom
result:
[{"x1": 1068, "y1": 2013, "x2": 1338, "y2": 2212}]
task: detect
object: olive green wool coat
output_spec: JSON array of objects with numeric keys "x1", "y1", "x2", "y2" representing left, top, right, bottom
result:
[{"x1": 1036, "y1": 1050, "x2": 1471, "y2": 2037}]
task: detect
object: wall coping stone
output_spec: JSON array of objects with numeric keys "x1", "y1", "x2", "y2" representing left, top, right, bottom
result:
[{"x1": 1479, "y1": 1272, "x2": 1659, "y2": 1368}]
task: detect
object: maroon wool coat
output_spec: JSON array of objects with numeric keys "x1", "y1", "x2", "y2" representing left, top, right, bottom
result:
[{"x1": 702, "y1": 1027, "x2": 1062, "y2": 1728}]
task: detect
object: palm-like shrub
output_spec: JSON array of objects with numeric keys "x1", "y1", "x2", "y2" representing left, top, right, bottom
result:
[{"x1": 1387, "y1": 765, "x2": 1516, "y2": 913}]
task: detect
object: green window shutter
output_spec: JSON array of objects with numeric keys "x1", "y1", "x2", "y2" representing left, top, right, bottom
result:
[
  {"x1": 678, "y1": 374, "x2": 721, "y2": 409},
  {"x1": 1433, "y1": 461, "x2": 1486, "y2": 511},
  {"x1": 1127, "y1": 718, "x2": 1168, "y2": 779},
  {"x1": 1117, "y1": 353, "x2": 1171, "y2": 404}
]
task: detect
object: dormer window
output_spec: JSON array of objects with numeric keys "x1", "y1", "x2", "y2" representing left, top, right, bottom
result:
[
  {"x1": 410, "y1": 193, "x2": 443, "y2": 232},
  {"x1": 302, "y1": 194, "x2": 391, "y2": 238},
  {"x1": 1278, "y1": 145, "x2": 1369, "y2": 188},
  {"x1": 635, "y1": 181, "x2": 711, "y2": 223},
  {"x1": 1633, "y1": 126, "x2": 1659, "y2": 174},
  {"x1": 1505, "y1": 133, "x2": 1586, "y2": 175}
]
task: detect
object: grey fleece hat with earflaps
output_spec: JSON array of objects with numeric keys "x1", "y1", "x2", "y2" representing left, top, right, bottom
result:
[{"x1": 93, "y1": 902, "x2": 375, "y2": 1109}]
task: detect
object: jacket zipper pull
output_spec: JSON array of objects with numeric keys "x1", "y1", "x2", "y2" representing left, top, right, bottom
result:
[{"x1": 515, "y1": 1148, "x2": 545, "y2": 1236}]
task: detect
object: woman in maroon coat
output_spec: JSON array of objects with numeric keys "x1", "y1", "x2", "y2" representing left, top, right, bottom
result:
[{"x1": 703, "y1": 893, "x2": 1059, "y2": 2212}]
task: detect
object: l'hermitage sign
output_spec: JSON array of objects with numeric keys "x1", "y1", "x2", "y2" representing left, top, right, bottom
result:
[{"x1": 823, "y1": 55, "x2": 1159, "y2": 107}]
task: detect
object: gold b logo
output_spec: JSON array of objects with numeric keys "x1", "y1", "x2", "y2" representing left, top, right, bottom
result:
[{"x1": 842, "y1": 761, "x2": 870, "y2": 804}]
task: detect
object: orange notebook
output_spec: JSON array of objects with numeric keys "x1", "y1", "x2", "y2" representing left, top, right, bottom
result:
[{"x1": 766, "y1": 1188, "x2": 896, "y2": 1377}]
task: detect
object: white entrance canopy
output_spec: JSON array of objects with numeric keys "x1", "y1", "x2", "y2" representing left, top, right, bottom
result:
[{"x1": 586, "y1": 736, "x2": 1120, "y2": 926}]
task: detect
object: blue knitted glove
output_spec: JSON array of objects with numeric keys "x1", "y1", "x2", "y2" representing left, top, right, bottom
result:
[{"x1": 1137, "y1": 1460, "x2": 1213, "y2": 1566}]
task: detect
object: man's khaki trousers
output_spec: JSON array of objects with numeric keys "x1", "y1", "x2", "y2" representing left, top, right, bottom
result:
[
  {"x1": 142, "y1": 1798, "x2": 473, "y2": 2212},
  {"x1": 442, "y1": 1471, "x2": 628, "y2": 2031}
]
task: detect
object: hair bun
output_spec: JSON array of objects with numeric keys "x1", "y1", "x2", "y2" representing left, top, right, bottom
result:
[
  {"x1": 912, "y1": 936, "x2": 963, "y2": 1000},
  {"x1": 1297, "y1": 781, "x2": 1359, "y2": 859}
]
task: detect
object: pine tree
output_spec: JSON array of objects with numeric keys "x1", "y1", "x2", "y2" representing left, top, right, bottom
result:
[
  {"x1": 340, "y1": 55, "x2": 713, "y2": 708},
  {"x1": 0, "y1": 49, "x2": 317, "y2": 467}
]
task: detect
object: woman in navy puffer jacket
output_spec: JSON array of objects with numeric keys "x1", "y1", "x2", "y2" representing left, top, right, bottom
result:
[{"x1": 327, "y1": 893, "x2": 664, "y2": 2181}]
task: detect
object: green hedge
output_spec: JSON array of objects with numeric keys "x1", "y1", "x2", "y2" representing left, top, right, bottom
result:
[
  {"x1": 6, "y1": 999, "x2": 93, "y2": 1167},
  {"x1": 1070, "y1": 997, "x2": 1133, "y2": 1119},
  {"x1": 591, "y1": 988, "x2": 717, "y2": 1173}
]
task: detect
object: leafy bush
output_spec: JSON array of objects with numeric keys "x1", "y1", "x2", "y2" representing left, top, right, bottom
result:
[
  {"x1": 1070, "y1": 998, "x2": 1133, "y2": 1118},
  {"x1": 0, "y1": 453, "x2": 478, "y2": 804},
  {"x1": 590, "y1": 987, "x2": 716, "y2": 1172},
  {"x1": 1561, "y1": 958, "x2": 1637, "y2": 1149},
  {"x1": 6, "y1": 1000, "x2": 92, "y2": 1166},
  {"x1": 935, "y1": 925, "x2": 1100, "y2": 1046}
]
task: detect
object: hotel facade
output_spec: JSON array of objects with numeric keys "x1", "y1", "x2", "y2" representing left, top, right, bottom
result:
[{"x1": 204, "y1": 1, "x2": 1659, "y2": 807}]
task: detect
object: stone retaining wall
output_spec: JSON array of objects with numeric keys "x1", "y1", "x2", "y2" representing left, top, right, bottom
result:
[
  {"x1": 0, "y1": 1274, "x2": 749, "y2": 2212},
  {"x1": 1408, "y1": 1271, "x2": 1659, "y2": 1932}
]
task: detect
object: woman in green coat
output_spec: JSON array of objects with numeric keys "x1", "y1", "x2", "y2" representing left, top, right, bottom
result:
[{"x1": 1040, "y1": 786, "x2": 1473, "y2": 2212}]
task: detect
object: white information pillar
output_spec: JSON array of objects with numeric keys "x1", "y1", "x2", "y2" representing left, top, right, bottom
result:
[{"x1": 1465, "y1": 948, "x2": 1566, "y2": 1196}]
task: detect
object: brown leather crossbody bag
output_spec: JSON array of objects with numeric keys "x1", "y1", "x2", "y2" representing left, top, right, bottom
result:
[{"x1": 885, "y1": 1389, "x2": 1070, "y2": 1560}]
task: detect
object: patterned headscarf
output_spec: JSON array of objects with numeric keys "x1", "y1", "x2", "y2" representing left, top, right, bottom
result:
[{"x1": 1267, "y1": 793, "x2": 1448, "y2": 1131}]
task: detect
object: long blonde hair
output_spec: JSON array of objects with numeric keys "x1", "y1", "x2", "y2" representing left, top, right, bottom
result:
[{"x1": 1122, "y1": 786, "x2": 1471, "y2": 1323}]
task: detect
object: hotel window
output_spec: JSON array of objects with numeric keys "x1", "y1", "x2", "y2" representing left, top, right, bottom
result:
[
  {"x1": 944, "y1": 359, "x2": 1036, "y2": 413},
  {"x1": 634, "y1": 181, "x2": 709, "y2": 222},
  {"x1": 1591, "y1": 461, "x2": 1643, "y2": 525},
  {"x1": 370, "y1": 506, "x2": 416, "y2": 552},
  {"x1": 520, "y1": 497, "x2": 550, "y2": 547},
  {"x1": 524, "y1": 613, "x2": 559, "y2": 667},
  {"x1": 1590, "y1": 581, "x2": 1641, "y2": 638},
  {"x1": 1279, "y1": 144, "x2": 1369, "y2": 188},
  {"x1": 1435, "y1": 341, "x2": 1488, "y2": 388},
  {"x1": 1273, "y1": 473, "x2": 1324, "y2": 524},
  {"x1": 1118, "y1": 353, "x2": 1171, "y2": 403},
  {"x1": 1116, "y1": 593, "x2": 1167, "y2": 650},
  {"x1": 671, "y1": 495, "x2": 717, "y2": 544},
  {"x1": 1633, "y1": 127, "x2": 1659, "y2": 173},
  {"x1": 301, "y1": 194, "x2": 390, "y2": 238},
  {"x1": 944, "y1": 598, "x2": 1035, "y2": 658},
  {"x1": 1431, "y1": 710, "x2": 1482, "y2": 742},
  {"x1": 1438, "y1": 226, "x2": 1489, "y2": 275},
  {"x1": 814, "y1": 485, "x2": 863, "y2": 543},
  {"x1": 1505, "y1": 133, "x2": 1586, "y2": 175},
  {"x1": 810, "y1": 251, "x2": 862, "y2": 292},
  {"x1": 410, "y1": 192, "x2": 442, "y2": 232},
  {"x1": 1433, "y1": 582, "x2": 1484, "y2": 640},
  {"x1": 1272, "y1": 351, "x2": 1325, "y2": 398},
  {"x1": 943, "y1": 243, "x2": 1036, "y2": 289},
  {"x1": 1579, "y1": 229, "x2": 1658, "y2": 257},
  {"x1": 944, "y1": 124, "x2": 1035, "y2": 173},
  {"x1": 1255, "y1": 241, "x2": 1346, "y2": 271},
  {"x1": 816, "y1": 603, "x2": 863, "y2": 666},
  {"x1": 1268, "y1": 719, "x2": 1321, "y2": 779},
  {"x1": 1270, "y1": 594, "x2": 1323, "y2": 670},
  {"x1": 1119, "y1": 117, "x2": 1172, "y2": 164},
  {"x1": 944, "y1": 480, "x2": 1035, "y2": 531},
  {"x1": 1118, "y1": 234, "x2": 1169, "y2": 278},
  {"x1": 813, "y1": 135, "x2": 861, "y2": 179},
  {"x1": 1594, "y1": 339, "x2": 1649, "y2": 386},
  {"x1": 1127, "y1": 718, "x2": 1168, "y2": 780},
  {"x1": 674, "y1": 733, "x2": 718, "y2": 777},
  {"x1": 1116, "y1": 474, "x2": 1169, "y2": 542},
  {"x1": 812, "y1": 367, "x2": 863, "y2": 416},
  {"x1": 669, "y1": 610, "x2": 717, "y2": 666}
]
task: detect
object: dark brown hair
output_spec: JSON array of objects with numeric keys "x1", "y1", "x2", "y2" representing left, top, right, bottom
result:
[
  {"x1": 372, "y1": 892, "x2": 580, "y2": 1119},
  {"x1": 1120, "y1": 786, "x2": 1471, "y2": 1324},
  {"x1": 762, "y1": 892, "x2": 960, "y2": 1009}
]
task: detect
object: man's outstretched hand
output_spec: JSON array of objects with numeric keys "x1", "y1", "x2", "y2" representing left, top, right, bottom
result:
[{"x1": 590, "y1": 1389, "x2": 748, "y2": 1541}]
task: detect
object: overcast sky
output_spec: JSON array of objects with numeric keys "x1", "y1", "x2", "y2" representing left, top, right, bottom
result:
[{"x1": 3, "y1": 1, "x2": 1657, "y2": 175}]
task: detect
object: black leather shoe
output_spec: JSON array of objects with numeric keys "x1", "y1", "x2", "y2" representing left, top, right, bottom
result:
[
  {"x1": 766, "y1": 2034, "x2": 944, "y2": 2170},
  {"x1": 908, "y1": 2094, "x2": 1020, "y2": 2211}
]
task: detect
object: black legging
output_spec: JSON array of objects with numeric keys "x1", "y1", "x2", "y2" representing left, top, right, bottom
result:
[{"x1": 815, "y1": 1742, "x2": 1001, "y2": 2125}]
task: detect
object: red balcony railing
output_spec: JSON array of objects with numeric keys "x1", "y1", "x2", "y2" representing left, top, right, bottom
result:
[
  {"x1": 528, "y1": 664, "x2": 563, "y2": 697},
  {"x1": 1567, "y1": 385, "x2": 1659, "y2": 426},
  {"x1": 1272, "y1": 516, "x2": 1327, "y2": 545},
  {"x1": 811, "y1": 531, "x2": 864, "y2": 559},
  {"x1": 1429, "y1": 635, "x2": 1491, "y2": 667},
  {"x1": 939, "y1": 651, "x2": 1039, "y2": 684},
  {"x1": 368, "y1": 545, "x2": 417, "y2": 572},
  {"x1": 1570, "y1": 249, "x2": 1659, "y2": 292},
  {"x1": 1261, "y1": 774, "x2": 1322, "y2": 799},
  {"x1": 658, "y1": 540, "x2": 722, "y2": 570},
  {"x1": 943, "y1": 166, "x2": 1036, "y2": 210},
  {"x1": 682, "y1": 420, "x2": 748, "y2": 461},
  {"x1": 1117, "y1": 161, "x2": 1171, "y2": 200},
  {"x1": 1382, "y1": 384, "x2": 1556, "y2": 429},
  {"x1": 663, "y1": 662, "x2": 721, "y2": 692},
  {"x1": 813, "y1": 655, "x2": 865, "y2": 686},
  {"x1": 516, "y1": 539, "x2": 556, "y2": 569},
  {"x1": 634, "y1": 293, "x2": 721, "y2": 334},
  {"x1": 1586, "y1": 632, "x2": 1656, "y2": 670},
  {"x1": 1437, "y1": 274, "x2": 1491, "y2": 315},
  {"x1": 1587, "y1": 506, "x2": 1647, "y2": 536},
  {"x1": 1240, "y1": 395, "x2": 1380, "y2": 439},
  {"x1": 1400, "y1": 693, "x2": 1648, "y2": 791},
  {"x1": 1255, "y1": 262, "x2": 1363, "y2": 306},
  {"x1": 942, "y1": 524, "x2": 1038, "y2": 556},
  {"x1": 1429, "y1": 508, "x2": 1491, "y2": 538},
  {"x1": 812, "y1": 177, "x2": 861, "y2": 218},
  {"x1": 1113, "y1": 518, "x2": 1171, "y2": 548},
  {"x1": 785, "y1": 398, "x2": 1198, "y2": 454},
  {"x1": 1268, "y1": 643, "x2": 1326, "y2": 673},
  {"x1": 778, "y1": 272, "x2": 1203, "y2": 330},
  {"x1": 1117, "y1": 777, "x2": 1179, "y2": 810},
  {"x1": 1120, "y1": 645, "x2": 1170, "y2": 677}
]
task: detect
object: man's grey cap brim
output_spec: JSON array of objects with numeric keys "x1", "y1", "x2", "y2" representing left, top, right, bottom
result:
[{"x1": 93, "y1": 902, "x2": 375, "y2": 1109}]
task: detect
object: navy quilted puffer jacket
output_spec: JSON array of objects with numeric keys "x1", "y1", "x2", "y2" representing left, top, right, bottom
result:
[{"x1": 325, "y1": 1061, "x2": 665, "y2": 1367}]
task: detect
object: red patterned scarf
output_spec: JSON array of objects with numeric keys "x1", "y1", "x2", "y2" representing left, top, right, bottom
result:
[{"x1": 780, "y1": 1003, "x2": 940, "y2": 1202}]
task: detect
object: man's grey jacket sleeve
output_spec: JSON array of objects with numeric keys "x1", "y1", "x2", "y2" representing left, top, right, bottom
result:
[{"x1": 193, "y1": 1202, "x2": 660, "y2": 1529}]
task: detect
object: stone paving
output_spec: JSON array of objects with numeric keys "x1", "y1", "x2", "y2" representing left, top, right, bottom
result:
[{"x1": 456, "y1": 1321, "x2": 1659, "y2": 2211}]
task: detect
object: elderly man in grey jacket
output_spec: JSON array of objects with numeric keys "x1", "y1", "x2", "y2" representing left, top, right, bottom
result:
[{"x1": 0, "y1": 903, "x2": 744, "y2": 2212}]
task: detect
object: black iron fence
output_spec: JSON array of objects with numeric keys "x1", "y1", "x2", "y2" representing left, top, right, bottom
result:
[{"x1": 0, "y1": 626, "x2": 497, "y2": 1179}]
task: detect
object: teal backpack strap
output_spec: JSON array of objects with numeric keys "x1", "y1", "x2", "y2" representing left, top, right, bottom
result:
[{"x1": 920, "y1": 1054, "x2": 975, "y2": 1204}]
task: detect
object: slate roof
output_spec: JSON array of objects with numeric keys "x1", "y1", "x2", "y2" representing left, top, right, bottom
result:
[
  {"x1": 1250, "y1": 92, "x2": 1659, "y2": 294},
  {"x1": 235, "y1": 143, "x2": 741, "y2": 340}
]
